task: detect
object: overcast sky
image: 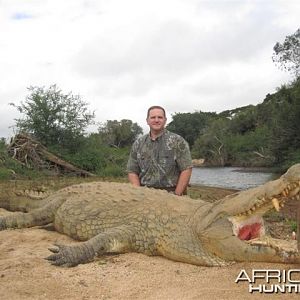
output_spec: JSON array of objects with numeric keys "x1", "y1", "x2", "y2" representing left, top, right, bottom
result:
[{"x1": 0, "y1": 0, "x2": 299, "y2": 138}]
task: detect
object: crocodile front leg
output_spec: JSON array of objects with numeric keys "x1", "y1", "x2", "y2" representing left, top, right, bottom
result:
[{"x1": 46, "y1": 225, "x2": 136, "y2": 267}]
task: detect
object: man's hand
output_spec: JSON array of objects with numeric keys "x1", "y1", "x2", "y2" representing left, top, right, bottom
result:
[
  {"x1": 128, "y1": 172, "x2": 141, "y2": 186},
  {"x1": 175, "y1": 168, "x2": 192, "y2": 196}
]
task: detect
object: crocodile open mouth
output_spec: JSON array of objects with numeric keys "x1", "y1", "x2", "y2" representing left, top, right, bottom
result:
[
  {"x1": 229, "y1": 180, "x2": 300, "y2": 243},
  {"x1": 232, "y1": 215, "x2": 265, "y2": 241},
  {"x1": 229, "y1": 214, "x2": 267, "y2": 241},
  {"x1": 230, "y1": 210, "x2": 299, "y2": 256}
]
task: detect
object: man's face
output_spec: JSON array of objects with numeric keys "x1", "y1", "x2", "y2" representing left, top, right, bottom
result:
[{"x1": 146, "y1": 108, "x2": 167, "y2": 132}]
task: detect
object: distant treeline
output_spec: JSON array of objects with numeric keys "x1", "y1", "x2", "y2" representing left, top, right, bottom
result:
[
  {"x1": 167, "y1": 78, "x2": 300, "y2": 170},
  {"x1": 1, "y1": 78, "x2": 299, "y2": 180}
]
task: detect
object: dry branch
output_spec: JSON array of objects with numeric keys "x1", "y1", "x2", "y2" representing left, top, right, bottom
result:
[{"x1": 7, "y1": 133, "x2": 95, "y2": 177}]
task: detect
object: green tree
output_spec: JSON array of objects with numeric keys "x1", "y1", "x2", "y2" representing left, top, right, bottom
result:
[
  {"x1": 98, "y1": 119, "x2": 143, "y2": 148},
  {"x1": 10, "y1": 85, "x2": 95, "y2": 152},
  {"x1": 226, "y1": 126, "x2": 274, "y2": 167},
  {"x1": 272, "y1": 28, "x2": 300, "y2": 77},
  {"x1": 228, "y1": 106, "x2": 257, "y2": 135},
  {"x1": 268, "y1": 79, "x2": 300, "y2": 165},
  {"x1": 192, "y1": 118, "x2": 230, "y2": 166},
  {"x1": 166, "y1": 111, "x2": 217, "y2": 146}
]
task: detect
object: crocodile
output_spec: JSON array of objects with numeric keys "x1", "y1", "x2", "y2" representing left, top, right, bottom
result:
[{"x1": 0, "y1": 164, "x2": 300, "y2": 267}]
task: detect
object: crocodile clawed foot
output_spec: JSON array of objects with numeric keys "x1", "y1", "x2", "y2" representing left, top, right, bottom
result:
[
  {"x1": 45, "y1": 243, "x2": 79, "y2": 267},
  {"x1": 45, "y1": 242, "x2": 95, "y2": 267}
]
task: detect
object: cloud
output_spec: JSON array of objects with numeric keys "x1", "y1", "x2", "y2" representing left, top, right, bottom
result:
[
  {"x1": 71, "y1": 1, "x2": 289, "y2": 98},
  {"x1": 0, "y1": 0, "x2": 299, "y2": 138}
]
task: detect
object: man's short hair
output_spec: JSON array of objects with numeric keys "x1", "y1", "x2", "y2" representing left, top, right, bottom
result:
[{"x1": 147, "y1": 106, "x2": 166, "y2": 118}]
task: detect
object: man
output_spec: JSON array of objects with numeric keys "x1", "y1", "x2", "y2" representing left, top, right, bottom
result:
[{"x1": 127, "y1": 105, "x2": 193, "y2": 196}]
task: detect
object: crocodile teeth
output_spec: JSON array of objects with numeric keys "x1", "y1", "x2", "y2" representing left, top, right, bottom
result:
[
  {"x1": 256, "y1": 197, "x2": 265, "y2": 207},
  {"x1": 272, "y1": 198, "x2": 280, "y2": 212},
  {"x1": 254, "y1": 203, "x2": 260, "y2": 209},
  {"x1": 282, "y1": 189, "x2": 288, "y2": 197},
  {"x1": 289, "y1": 187, "x2": 300, "y2": 197}
]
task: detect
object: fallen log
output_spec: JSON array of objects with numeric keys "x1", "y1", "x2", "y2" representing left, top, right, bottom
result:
[{"x1": 8, "y1": 133, "x2": 95, "y2": 177}]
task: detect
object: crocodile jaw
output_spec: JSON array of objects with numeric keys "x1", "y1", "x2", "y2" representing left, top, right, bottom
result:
[
  {"x1": 229, "y1": 213, "x2": 298, "y2": 258},
  {"x1": 227, "y1": 172, "x2": 300, "y2": 246},
  {"x1": 228, "y1": 177, "x2": 300, "y2": 241}
]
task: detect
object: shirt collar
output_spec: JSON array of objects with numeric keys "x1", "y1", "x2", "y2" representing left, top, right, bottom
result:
[{"x1": 148, "y1": 129, "x2": 167, "y2": 141}]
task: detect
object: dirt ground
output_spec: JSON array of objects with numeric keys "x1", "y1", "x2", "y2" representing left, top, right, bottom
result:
[{"x1": 0, "y1": 185, "x2": 299, "y2": 300}]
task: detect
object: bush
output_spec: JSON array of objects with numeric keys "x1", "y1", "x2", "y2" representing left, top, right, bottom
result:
[
  {"x1": 58, "y1": 137, "x2": 130, "y2": 177},
  {"x1": 64, "y1": 148, "x2": 109, "y2": 172},
  {"x1": 280, "y1": 148, "x2": 300, "y2": 171},
  {"x1": 99, "y1": 165, "x2": 125, "y2": 177},
  {"x1": 0, "y1": 168, "x2": 14, "y2": 180}
]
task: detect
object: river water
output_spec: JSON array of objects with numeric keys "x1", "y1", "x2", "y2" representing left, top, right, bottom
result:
[{"x1": 190, "y1": 167, "x2": 276, "y2": 190}]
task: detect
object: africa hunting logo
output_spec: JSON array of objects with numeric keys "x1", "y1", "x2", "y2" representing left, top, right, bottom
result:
[{"x1": 235, "y1": 269, "x2": 300, "y2": 293}]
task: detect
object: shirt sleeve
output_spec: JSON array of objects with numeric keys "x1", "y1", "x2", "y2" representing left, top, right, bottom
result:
[
  {"x1": 126, "y1": 140, "x2": 141, "y2": 174},
  {"x1": 175, "y1": 137, "x2": 193, "y2": 171}
]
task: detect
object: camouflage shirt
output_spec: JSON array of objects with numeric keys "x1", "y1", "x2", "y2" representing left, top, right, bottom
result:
[{"x1": 127, "y1": 130, "x2": 193, "y2": 188}]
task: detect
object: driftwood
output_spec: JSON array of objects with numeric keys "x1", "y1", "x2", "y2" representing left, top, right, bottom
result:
[{"x1": 7, "y1": 133, "x2": 95, "y2": 177}]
